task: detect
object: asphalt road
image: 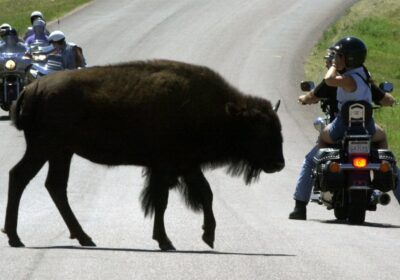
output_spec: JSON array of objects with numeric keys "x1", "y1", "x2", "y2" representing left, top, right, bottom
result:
[{"x1": 1, "y1": 0, "x2": 399, "y2": 279}]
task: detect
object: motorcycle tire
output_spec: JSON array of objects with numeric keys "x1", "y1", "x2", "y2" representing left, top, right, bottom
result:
[
  {"x1": 348, "y1": 191, "x2": 367, "y2": 224},
  {"x1": 0, "y1": 104, "x2": 9, "y2": 111},
  {"x1": 334, "y1": 206, "x2": 347, "y2": 220}
]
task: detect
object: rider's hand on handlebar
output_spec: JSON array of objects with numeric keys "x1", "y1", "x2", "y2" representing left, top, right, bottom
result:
[
  {"x1": 379, "y1": 92, "x2": 397, "y2": 107},
  {"x1": 298, "y1": 93, "x2": 319, "y2": 105},
  {"x1": 298, "y1": 94, "x2": 308, "y2": 105}
]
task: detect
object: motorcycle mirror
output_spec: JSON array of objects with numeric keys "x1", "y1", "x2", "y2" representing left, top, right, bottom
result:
[
  {"x1": 379, "y1": 82, "x2": 394, "y2": 93},
  {"x1": 300, "y1": 81, "x2": 315, "y2": 92}
]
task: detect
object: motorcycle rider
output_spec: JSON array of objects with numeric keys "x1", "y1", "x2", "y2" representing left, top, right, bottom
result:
[
  {"x1": 0, "y1": 28, "x2": 27, "y2": 53},
  {"x1": 0, "y1": 23, "x2": 12, "y2": 47},
  {"x1": 48, "y1": 30, "x2": 86, "y2": 69},
  {"x1": 289, "y1": 37, "x2": 400, "y2": 220},
  {"x1": 23, "y1": 11, "x2": 50, "y2": 41},
  {"x1": 25, "y1": 18, "x2": 49, "y2": 46},
  {"x1": 0, "y1": 28, "x2": 29, "y2": 103}
]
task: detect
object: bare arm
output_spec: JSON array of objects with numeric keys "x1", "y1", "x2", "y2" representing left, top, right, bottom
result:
[
  {"x1": 324, "y1": 54, "x2": 356, "y2": 92},
  {"x1": 74, "y1": 46, "x2": 86, "y2": 68}
]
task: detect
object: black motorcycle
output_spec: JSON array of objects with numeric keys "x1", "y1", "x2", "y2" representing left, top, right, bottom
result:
[
  {"x1": 301, "y1": 81, "x2": 397, "y2": 224},
  {"x1": 0, "y1": 42, "x2": 31, "y2": 114}
]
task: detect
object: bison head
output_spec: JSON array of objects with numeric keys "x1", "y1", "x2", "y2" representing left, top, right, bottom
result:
[{"x1": 226, "y1": 100, "x2": 285, "y2": 184}]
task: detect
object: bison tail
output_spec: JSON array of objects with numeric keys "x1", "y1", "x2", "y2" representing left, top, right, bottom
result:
[
  {"x1": 10, "y1": 89, "x2": 26, "y2": 130},
  {"x1": 11, "y1": 82, "x2": 38, "y2": 130}
]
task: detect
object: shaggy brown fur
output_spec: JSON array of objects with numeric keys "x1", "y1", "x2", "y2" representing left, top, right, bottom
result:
[{"x1": 3, "y1": 59, "x2": 284, "y2": 250}]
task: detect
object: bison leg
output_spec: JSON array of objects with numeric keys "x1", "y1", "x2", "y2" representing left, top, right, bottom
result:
[
  {"x1": 142, "y1": 168, "x2": 176, "y2": 251},
  {"x1": 152, "y1": 188, "x2": 175, "y2": 251},
  {"x1": 45, "y1": 152, "x2": 95, "y2": 247},
  {"x1": 182, "y1": 168, "x2": 216, "y2": 249},
  {"x1": 3, "y1": 149, "x2": 47, "y2": 247}
]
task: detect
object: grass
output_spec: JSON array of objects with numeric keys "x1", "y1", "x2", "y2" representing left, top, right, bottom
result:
[
  {"x1": 305, "y1": 0, "x2": 400, "y2": 155},
  {"x1": 0, "y1": 0, "x2": 91, "y2": 35}
]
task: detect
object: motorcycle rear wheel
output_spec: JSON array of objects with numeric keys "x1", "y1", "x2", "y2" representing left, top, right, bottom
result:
[{"x1": 348, "y1": 191, "x2": 367, "y2": 224}]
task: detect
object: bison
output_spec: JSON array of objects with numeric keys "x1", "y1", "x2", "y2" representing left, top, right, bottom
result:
[{"x1": 2, "y1": 59, "x2": 284, "y2": 250}]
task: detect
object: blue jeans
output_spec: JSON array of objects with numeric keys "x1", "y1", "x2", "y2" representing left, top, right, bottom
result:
[
  {"x1": 328, "y1": 115, "x2": 376, "y2": 142},
  {"x1": 293, "y1": 145, "x2": 318, "y2": 202},
  {"x1": 395, "y1": 171, "x2": 400, "y2": 204},
  {"x1": 293, "y1": 145, "x2": 400, "y2": 204}
]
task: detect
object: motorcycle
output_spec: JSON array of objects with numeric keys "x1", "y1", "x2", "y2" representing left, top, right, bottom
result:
[
  {"x1": 301, "y1": 81, "x2": 397, "y2": 224},
  {"x1": 0, "y1": 41, "x2": 31, "y2": 113},
  {"x1": 26, "y1": 40, "x2": 64, "y2": 82}
]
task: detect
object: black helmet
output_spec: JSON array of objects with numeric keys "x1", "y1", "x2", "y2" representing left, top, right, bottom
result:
[{"x1": 329, "y1": 36, "x2": 367, "y2": 68}]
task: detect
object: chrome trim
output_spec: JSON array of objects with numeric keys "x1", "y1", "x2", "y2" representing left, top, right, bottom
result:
[
  {"x1": 349, "y1": 186, "x2": 371, "y2": 190},
  {"x1": 339, "y1": 163, "x2": 382, "y2": 171}
]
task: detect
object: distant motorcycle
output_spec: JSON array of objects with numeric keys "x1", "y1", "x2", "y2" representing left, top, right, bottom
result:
[
  {"x1": 0, "y1": 41, "x2": 31, "y2": 113},
  {"x1": 26, "y1": 41, "x2": 64, "y2": 81},
  {"x1": 301, "y1": 81, "x2": 397, "y2": 224}
]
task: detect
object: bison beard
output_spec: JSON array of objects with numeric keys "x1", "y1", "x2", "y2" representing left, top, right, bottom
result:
[{"x1": 3, "y1": 59, "x2": 284, "y2": 250}]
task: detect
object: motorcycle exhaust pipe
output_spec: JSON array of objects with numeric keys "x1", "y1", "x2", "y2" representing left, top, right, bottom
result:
[{"x1": 371, "y1": 190, "x2": 391, "y2": 206}]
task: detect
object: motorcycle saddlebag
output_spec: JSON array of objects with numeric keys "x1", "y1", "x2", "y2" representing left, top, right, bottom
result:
[
  {"x1": 313, "y1": 148, "x2": 345, "y2": 192},
  {"x1": 372, "y1": 149, "x2": 397, "y2": 192}
]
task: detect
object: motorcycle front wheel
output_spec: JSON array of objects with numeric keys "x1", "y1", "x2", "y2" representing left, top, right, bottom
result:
[{"x1": 334, "y1": 206, "x2": 347, "y2": 220}]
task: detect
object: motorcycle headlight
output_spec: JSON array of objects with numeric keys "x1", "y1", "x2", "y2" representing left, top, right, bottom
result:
[
  {"x1": 33, "y1": 54, "x2": 47, "y2": 62},
  {"x1": 5, "y1": 59, "x2": 16, "y2": 70}
]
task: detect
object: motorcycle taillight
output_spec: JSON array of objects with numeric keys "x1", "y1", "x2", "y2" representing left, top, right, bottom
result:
[{"x1": 352, "y1": 157, "x2": 367, "y2": 168}]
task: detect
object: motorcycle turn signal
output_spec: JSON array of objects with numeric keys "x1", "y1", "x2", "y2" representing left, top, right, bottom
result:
[
  {"x1": 329, "y1": 162, "x2": 341, "y2": 173},
  {"x1": 379, "y1": 161, "x2": 391, "y2": 173}
]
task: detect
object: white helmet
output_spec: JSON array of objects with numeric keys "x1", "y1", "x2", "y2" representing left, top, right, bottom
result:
[
  {"x1": 0, "y1": 23, "x2": 12, "y2": 30},
  {"x1": 31, "y1": 11, "x2": 44, "y2": 19},
  {"x1": 49, "y1": 30, "x2": 66, "y2": 42},
  {"x1": 30, "y1": 11, "x2": 44, "y2": 23}
]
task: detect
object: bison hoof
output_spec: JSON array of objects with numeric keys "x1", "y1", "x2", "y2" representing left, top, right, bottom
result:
[
  {"x1": 203, "y1": 235, "x2": 214, "y2": 249},
  {"x1": 202, "y1": 234, "x2": 214, "y2": 249},
  {"x1": 79, "y1": 239, "x2": 96, "y2": 247},
  {"x1": 159, "y1": 242, "x2": 176, "y2": 251},
  {"x1": 9, "y1": 238, "x2": 25, "y2": 248}
]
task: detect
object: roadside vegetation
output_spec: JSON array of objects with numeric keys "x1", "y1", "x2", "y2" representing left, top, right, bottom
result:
[
  {"x1": 0, "y1": 0, "x2": 91, "y2": 34},
  {"x1": 305, "y1": 0, "x2": 400, "y2": 155}
]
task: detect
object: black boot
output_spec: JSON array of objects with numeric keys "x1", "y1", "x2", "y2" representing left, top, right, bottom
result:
[{"x1": 289, "y1": 200, "x2": 307, "y2": 220}]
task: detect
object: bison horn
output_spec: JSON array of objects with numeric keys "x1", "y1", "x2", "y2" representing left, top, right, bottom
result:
[{"x1": 273, "y1": 100, "x2": 281, "y2": 112}]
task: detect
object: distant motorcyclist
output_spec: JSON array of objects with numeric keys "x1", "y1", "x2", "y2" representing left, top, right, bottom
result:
[
  {"x1": 0, "y1": 28, "x2": 29, "y2": 104},
  {"x1": 25, "y1": 18, "x2": 49, "y2": 46},
  {"x1": 48, "y1": 30, "x2": 86, "y2": 69},
  {"x1": 0, "y1": 28, "x2": 27, "y2": 53},
  {"x1": 23, "y1": 11, "x2": 50, "y2": 41},
  {"x1": 0, "y1": 23, "x2": 12, "y2": 47}
]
